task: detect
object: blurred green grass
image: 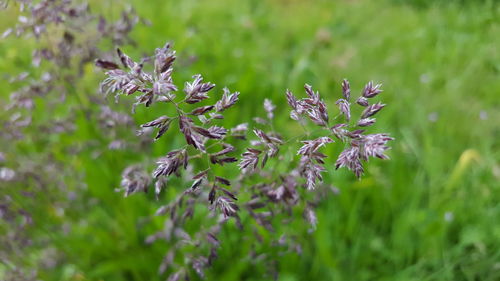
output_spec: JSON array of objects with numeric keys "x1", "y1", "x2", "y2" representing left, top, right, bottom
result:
[{"x1": 1, "y1": 0, "x2": 499, "y2": 280}]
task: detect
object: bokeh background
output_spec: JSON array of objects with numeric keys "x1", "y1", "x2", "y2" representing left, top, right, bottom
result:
[{"x1": 1, "y1": 0, "x2": 499, "y2": 280}]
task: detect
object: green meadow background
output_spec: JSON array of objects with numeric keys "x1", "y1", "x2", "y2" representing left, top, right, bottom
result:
[{"x1": 1, "y1": 0, "x2": 499, "y2": 280}]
